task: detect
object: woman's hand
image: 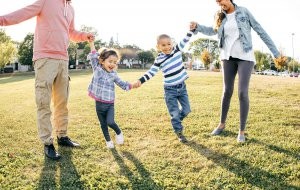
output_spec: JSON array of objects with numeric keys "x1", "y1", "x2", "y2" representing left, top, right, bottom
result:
[
  {"x1": 190, "y1": 21, "x2": 198, "y2": 31},
  {"x1": 274, "y1": 55, "x2": 288, "y2": 68}
]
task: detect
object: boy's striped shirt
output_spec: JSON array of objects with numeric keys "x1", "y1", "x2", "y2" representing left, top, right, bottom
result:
[{"x1": 139, "y1": 31, "x2": 193, "y2": 86}]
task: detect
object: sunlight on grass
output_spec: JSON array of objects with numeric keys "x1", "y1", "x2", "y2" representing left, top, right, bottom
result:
[{"x1": 0, "y1": 70, "x2": 299, "y2": 189}]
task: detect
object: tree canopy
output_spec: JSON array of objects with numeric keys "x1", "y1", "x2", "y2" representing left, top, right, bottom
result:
[
  {"x1": 0, "y1": 29, "x2": 16, "y2": 69},
  {"x1": 18, "y1": 33, "x2": 34, "y2": 66}
]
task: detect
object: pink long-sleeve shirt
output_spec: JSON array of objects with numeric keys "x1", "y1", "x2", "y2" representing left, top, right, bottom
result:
[{"x1": 0, "y1": 0, "x2": 89, "y2": 61}]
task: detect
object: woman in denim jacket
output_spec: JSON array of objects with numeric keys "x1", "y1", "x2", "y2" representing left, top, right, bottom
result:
[{"x1": 190, "y1": 0, "x2": 284, "y2": 142}]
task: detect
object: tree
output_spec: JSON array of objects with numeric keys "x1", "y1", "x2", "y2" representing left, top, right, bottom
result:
[
  {"x1": 109, "y1": 37, "x2": 115, "y2": 48},
  {"x1": 68, "y1": 41, "x2": 78, "y2": 68},
  {"x1": 254, "y1": 50, "x2": 272, "y2": 71},
  {"x1": 137, "y1": 50, "x2": 155, "y2": 68},
  {"x1": 77, "y1": 25, "x2": 98, "y2": 49},
  {"x1": 0, "y1": 29, "x2": 17, "y2": 70},
  {"x1": 18, "y1": 33, "x2": 34, "y2": 67},
  {"x1": 0, "y1": 29, "x2": 10, "y2": 43},
  {"x1": 201, "y1": 49, "x2": 212, "y2": 69},
  {"x1": 74, "y1": 26, "x2": 107, "y2": 63},
  {"x1": 78, "y1": 39, "x2": 106, "y2": 62},
  {"x1": 189, "y1": 38, "x2": 218, "y2": 61},
  {"x1": 119, "y1": 44, "x2": 141, "y2": 63},
  {"x1": 108, "y1": 37, "x2": 121, "y2": 49},
  {"x1": 288, "y1": 59, "x2": 299, "y2": 72}
]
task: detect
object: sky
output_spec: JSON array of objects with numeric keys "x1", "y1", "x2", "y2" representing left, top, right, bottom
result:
[{"x1": 0, "y1": 0, "x2": 300, "y2": 60}]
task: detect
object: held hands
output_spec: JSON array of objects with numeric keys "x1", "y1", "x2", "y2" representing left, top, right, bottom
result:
[
  {"x1": 87, "y1": 34, "x2": 96, "y2": 51},
  {"x1": 132, "y1": 80, "x2": 141, "y2": 89},
  {"x1": 87, "y1": 33, "x2": 95, "y2": 42},
  {"x1": 190, "y1": 21, "x2": 198, "y2": 32}
]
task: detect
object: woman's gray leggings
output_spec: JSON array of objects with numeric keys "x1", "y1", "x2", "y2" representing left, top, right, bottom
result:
[{"x1": 220, "y1": 57, "x2": 254, "y2": 131}]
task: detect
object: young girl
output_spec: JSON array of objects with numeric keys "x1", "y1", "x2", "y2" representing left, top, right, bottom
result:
[{"x1": 88, "y1": 41, "x2": 133, "y2": 148}]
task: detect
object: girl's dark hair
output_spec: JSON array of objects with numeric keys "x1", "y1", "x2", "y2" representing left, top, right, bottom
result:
[
  {"x1": 214, "y1": 0, "x2": 234, "y2": 31},
  {"x1": 98, "y1": 48, "x2": 120, "y2": 63}
]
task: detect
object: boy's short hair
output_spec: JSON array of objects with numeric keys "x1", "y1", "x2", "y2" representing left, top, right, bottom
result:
[{"x1": 157, "y1": 34, "x2": 171, "y2": 44}]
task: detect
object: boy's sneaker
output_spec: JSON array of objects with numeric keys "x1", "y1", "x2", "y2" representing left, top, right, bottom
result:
[
  {"x1": 176, "y1": 131, "x2": 188, "y2": 143},
  {"x1": 106, "y1": 141, "x2": 114, "y2": 149},
  {"x1": 116, "y1": 132, "x2": 124, "y2": 145},
  {"x1": 237, "y1": 134, "x2": 246, "y2": 143}
]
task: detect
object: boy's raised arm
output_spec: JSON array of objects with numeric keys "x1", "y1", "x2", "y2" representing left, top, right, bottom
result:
[{"x1": 175, "y1": 31, "x2": 194, "y2": 52}]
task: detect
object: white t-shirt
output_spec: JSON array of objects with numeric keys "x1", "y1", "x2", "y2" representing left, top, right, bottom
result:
[{"x1": 220, "y1": 11, "x2": 255, "y2": 62}]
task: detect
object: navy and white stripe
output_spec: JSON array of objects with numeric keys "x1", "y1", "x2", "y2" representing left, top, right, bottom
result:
[{"x1": 139, "y1": 31, "x2": 193, "y2": 86}]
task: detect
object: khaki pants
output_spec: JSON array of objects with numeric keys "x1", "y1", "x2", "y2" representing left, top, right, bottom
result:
[{"x1": 34, "y1": 58, "x2": 69, "y2": 145}]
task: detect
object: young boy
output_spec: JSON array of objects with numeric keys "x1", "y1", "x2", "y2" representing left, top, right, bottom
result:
[{"x1": 133, "y1": 30, "x2": 194, "y2": 143}]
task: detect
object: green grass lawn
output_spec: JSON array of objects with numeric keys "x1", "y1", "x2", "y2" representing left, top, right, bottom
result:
[{"x1": 0, "y1": 70, "x2": 299, "y2": 189}]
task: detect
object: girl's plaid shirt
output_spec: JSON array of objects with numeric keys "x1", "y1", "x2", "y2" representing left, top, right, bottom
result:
[{"x1": 87, "y1": 52, "x2": 131, "y2": 103}]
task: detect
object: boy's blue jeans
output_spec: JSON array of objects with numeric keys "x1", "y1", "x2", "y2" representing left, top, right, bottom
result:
[{"x1": 164, "y1": 82, "x2": 191, "y2": 133}]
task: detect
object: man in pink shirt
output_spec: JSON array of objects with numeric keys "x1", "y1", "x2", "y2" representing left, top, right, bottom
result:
[{"x1": 0, "y1": 0, "x2": 94, "y2": 160}]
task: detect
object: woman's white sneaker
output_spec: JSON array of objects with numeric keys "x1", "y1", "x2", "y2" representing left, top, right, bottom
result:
[{"x1": 237, "y1": 134, "x2": 246, "y2": 143}]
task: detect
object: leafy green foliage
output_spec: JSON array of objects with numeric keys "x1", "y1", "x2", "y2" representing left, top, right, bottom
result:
[
  {"x1": 18, "y1": 33, "x2": 34, "y2": 66},
  {"x1": 189, "y1": 38, "x2": 218, "y2": 61},
  {"x1": 68, "y1": 42, "x2": 78, "y2": 66},
  {"x1": 0, "y1": 29, "x2": 16, "y2": 69},
  {"x1": 288, "y1": 59, "x2": 299, "y2": 73},
  {"x1": 137, "y1": 50, "x2": 155, "y2": 64},
  {"x1": 254, "y1": 50, "x2": 272, "y2": 71}
]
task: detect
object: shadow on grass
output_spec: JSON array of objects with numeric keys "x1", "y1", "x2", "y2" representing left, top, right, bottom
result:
[
  {"x1": 37, "y1": 155, "x2": 58, "y2": 189},
  {"x1": 37, "y1": 146, "x2": 84, "y2": 189},
  {"x1": 110, "y1": 149, "x2": 162, "y2": 190},
  {"x1": 186, "y1": 141, "x2": 298, "y2": 189},
  {"x1": 215, "y1": 130, "x2": 299, "y2": 160},
  {"x1": 249, "y1": 138, "x2": 300, "y2": 160}
]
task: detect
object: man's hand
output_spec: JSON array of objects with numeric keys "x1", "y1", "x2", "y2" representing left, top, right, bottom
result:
[{"x1": 87, "y1": 33, "x2": 95, "y2": 42}]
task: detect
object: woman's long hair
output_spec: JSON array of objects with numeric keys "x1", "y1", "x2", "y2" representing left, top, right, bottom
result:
[{"x1": 213, "y1": 0, "x2": 233, "y2": 31}]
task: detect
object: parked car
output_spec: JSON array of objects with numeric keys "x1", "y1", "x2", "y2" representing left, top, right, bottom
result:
[
  {"x1": 254, "y1": 70, "x2": 262, "y2": 75},
  {"x1": 192, "y1": 61, "x2": 205, "y2": 70},
  {"x1": 278, "y1": 71, "x2": 289, "y2": 77},
  {"x1": 262, "y1": 69, "x2": 278, "y2": 76},
  {"x1": 3, "y1": 66, "x2": 14, "y2": 73},
  {"x1": 289, "y1": 72, "x2": 299, "y2": 77}
]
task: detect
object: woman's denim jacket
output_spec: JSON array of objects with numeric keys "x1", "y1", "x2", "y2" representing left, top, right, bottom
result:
[{"x1": 195, "y1": 4, "x2": 280, "y2": 58}]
